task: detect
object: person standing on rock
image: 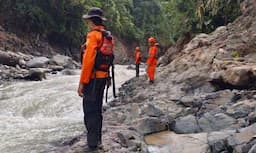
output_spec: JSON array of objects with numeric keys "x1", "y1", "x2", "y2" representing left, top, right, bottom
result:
[
  {"x1": 135, "y1": 46, "x2": 141, "y2": 77},
  {"x1": 77, "y1": 7, "x2": 113, "y2": 152},
  {"x1": 147, "y1": 37, "x2": 158, "y2": 84}
]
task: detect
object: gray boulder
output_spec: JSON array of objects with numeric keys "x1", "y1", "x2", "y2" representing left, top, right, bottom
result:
[
  {"x1": 50, "y1": 54, "x2": 78, "y2": 69},
  {"x1": 142, "y1": 104, "x2": 164, "y2": 117},
  {"x1": 0, "y1": 50, "x2": 21, "y2": 66},
  {"x1": 226, "y1": 102, "x2": 252, "y2": 119},
  {"x1": 249, "y1": 144, "x2": 256, "y2": 153},
  {"x1": 25, "y1": 68, "x2": 46, "y2": 81},
  {"x1": 26, "y1": 57, "x2": 49, "y2": 68},
  {"x1": 61, "y1": 69, "x2": 79, "y2": 75},
  {"x1": 172, "y1": 115, "x2": 201, "y2": 134},
  {"x1": 198, "y1": 113, "x2": 236, "y2": 132},
  {"x1": 133, "y1": 117, "x2": 167, "y2": 135}
]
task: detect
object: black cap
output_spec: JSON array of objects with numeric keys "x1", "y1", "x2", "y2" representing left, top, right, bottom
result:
[{"x1": 82, "y1": 7, "x2": 107, "y2": 21}]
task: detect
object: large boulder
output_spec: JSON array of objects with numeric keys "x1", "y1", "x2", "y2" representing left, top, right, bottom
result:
[
  {"x1": 133, "y1": 117, "x2": 167, "y2": 135},
  {"x1": 50, "y1": 54, "x2": 79, "y2": 69},
  {"x1": 24, "y1": 68, "x2": 47, "y2": 81},
  {"x1": 0, "y1": 50, "x2": 22, "y2": 66},
  {"x1": 26, "y1": 57, "x2": 50, "y2": 68},
  {"x1": 226, "y1": 101, "x2": 253, "y2": 119},
  {"x1": 172, "y1": 115, "x2": 201, "y2": 134},
  {"x1": 198, "y1": 113, "x2": 237, "y2": 132},
  {"x1": 222, "y1": 66, "x2": 255, "y2": 87}
]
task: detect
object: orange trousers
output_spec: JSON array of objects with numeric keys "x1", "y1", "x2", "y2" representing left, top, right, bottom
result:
[{"x1": 147, "y1": 65, "x2": 156, "y2": 81}]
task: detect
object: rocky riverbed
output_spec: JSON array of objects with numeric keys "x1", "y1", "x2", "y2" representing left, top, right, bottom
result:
[{"x1": 62, "y1": 0, "x2": 256, "y2": 152}]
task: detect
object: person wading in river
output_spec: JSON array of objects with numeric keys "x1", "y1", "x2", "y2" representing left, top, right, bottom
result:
[{"x1": 78, "y1": 7, "x2": 113, "y2": 152}]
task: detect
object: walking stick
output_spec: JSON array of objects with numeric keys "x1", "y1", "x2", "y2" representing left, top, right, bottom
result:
[{"x1": 111, "y1": 65, "x2": 117, "y2": 98}]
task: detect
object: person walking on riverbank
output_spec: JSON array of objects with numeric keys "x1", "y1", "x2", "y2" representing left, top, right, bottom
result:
[
  {"x1": 77, "y1": 7, "x2": 113, "y2": 152},
  {"x1": 147, "y1": 37, "x2": 158, "y2": 84},
  {"x1": 135, "y1": 46, "x2": 141, "y2": 77}
]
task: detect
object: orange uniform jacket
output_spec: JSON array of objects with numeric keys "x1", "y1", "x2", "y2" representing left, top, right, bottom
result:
[
  {"x1": 135, "y1": 51, "x2": 141, "y2": 64},
  {"x1": 147, "y1": 45, "x2": 157, "y2": 81},
  {"x1": 80, "y1": 26, "x2": 109, "y2": 84},
  {"x1": 146, "y1": 45, "x2": 157, "y2": 66}
]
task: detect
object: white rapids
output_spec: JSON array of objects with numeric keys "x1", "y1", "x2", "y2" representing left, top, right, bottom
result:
[{"x1": 0, "y1": 65, "x2": 141, "y2": 153}]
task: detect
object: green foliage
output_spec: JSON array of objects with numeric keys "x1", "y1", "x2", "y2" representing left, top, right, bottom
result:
[
  {"x1": 0, "y1": 0, "x2": 243, "y2": 49},
  {"x1": 1, "y1": 0, "x2": 86, "y2": 47}
]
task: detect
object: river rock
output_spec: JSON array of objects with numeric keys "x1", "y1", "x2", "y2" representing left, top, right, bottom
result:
[
  {"x1": 133, "y1": 117, "x2": 167, "y2": 135},
  {"x1": 172, "y1": 115, "x2": 201, "y2": 134},
  {"x1": 142, "y1": 104, "x2": 164, "y2": 117},
  {"x1": 198, "y1": 113, "x2": 236, "y2": 132},
  {"x1": 61, "y1": 69, "x2": 79, "y2": 75},
  {"x1": 226, "y1": 102, "x2": 252, "y2": 119},
  {"x1": 51, "y1": 54, "x2": 77, "y2": 69},
  {"x1": 226, "y1": 123, "x2": 256, "y2": 152},
  {"x1": 0, "y1": 50, "x2": 22, "y2": 66},
  {"x1": 26, "y1": 57, "x2": 50, "y2": 68},
  {"x1": 47, "y1": 64, "x2": 64, "y2": 71},
  {"x1": 248, "y1": 144, "x2": 256, "y2": 153},
  {"x1": 24, "y1": 68, "x2": 46, "y2": 81},
  {"x1": 222, "y1": 66, "x2": 254, "y2": 87}
]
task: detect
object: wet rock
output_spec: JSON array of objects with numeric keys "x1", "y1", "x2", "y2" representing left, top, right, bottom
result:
[
  {"x1": 222, "y1": 66, "x2": 254, "y2": 87},
  {"x1": 179, "y1": 95, "x2": 201, "y2": 107},
  {"x1": 226, "y1": 123, "x2": 256, "y2": 152},
  {"x1": 117, "y1": 132, "x2": 130, "y2": 147},
  {"x1": 226, "y1": 102, "x2": 252, "y2": 119},
  {"x1": 142, "y1": 104, "x2": 164, "y2": 117},
  {"x1": 0, "y1": 50, "x2": 22, "y2": 66},
  {"x1": 248, "y1": 112, "x2": 256, "y2": 125},
  {"x1": 210, "y1": 140, "x2": 231, "y2": 153},
  {"x1": 172, "y1": 115, "x2": 201, "y2": 134},
  {"x1": 208, "y1": 130, "x2": 236, "y2": 153},
  {"x1": 198, "y1": 113, "x2": 236, "y2": 132},
  {"x1": 241, "y1": 139, "x2": 256, "y2": 153},
  {"x1": 61, "y1": 69, "x2": 79, "y2": 75},
  {"x1": 50, "y1": 54, "x2": 78, "y2": 69},
  {"x1": 26, "y1": 56, "x2": 50, "y2": 68},
  {"x1": 133, "y1": 117, "x2": 167, "y2": 135},
  {"x1": 25, "y1": 68, "x2": 46, "y2": 81},
  {"x1": 248, "y1": 143, "x2": 256, "y2": 153},
  {"x1": 124, "y1": 103, "x2": 142, "y2": 123},
  {"x1": 49, "y1": 65, "x2": 64, "y2": 71}
]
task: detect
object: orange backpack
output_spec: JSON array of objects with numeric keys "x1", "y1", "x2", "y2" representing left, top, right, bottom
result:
[{"x1": 94, "y1": 29, "x2": 114, "y2": 72}]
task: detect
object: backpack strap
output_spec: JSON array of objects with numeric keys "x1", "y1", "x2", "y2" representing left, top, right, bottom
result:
[{"x1": 93, "y1": 29, "x2": 104, "y2": 49}]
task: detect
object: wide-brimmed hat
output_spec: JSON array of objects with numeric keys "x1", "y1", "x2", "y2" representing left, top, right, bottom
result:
[{"x1": 82, "y1": 7, "x2": 107, "y2": 21}]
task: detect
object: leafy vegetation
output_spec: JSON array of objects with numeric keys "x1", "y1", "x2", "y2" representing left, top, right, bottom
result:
[{"x1": 0, "y1": 0, "x2": 243, "y2": 49}]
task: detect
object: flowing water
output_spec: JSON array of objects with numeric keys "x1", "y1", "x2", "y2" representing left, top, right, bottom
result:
[{"x1": 0, "y1": 65, "x2": 139, "y2": 153}]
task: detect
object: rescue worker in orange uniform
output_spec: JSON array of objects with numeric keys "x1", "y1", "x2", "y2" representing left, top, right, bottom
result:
[
  {"x1": 135, "y1": 47, "x2": 141, "y2": 77},
  {"x1": 77, "y1": 7, "x2": 109, "y2": 152},
  {"x1": 146, "y1": 37, "x2": 158, "y2": 84}
]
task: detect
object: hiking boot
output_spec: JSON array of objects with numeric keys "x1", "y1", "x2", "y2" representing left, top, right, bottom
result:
[
  {"x1": 149, "y1": 80, "x2": 154, "y2": 84},
  {"x1": 84, "y1": 145, "x2": 98, "y2": 152},
  {"x1": 97, "y1": 143, "x2": 103, "y2": 150}
]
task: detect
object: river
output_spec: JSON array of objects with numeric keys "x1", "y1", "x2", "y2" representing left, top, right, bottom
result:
[{"x1": 0, "y1": 65, "x2": 139, "y2": 153}]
